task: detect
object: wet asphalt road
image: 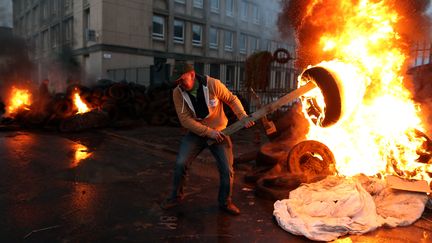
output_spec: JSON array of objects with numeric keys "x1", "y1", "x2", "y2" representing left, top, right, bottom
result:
[{"x1": 0, "y1": 126, "x2": 431, "y2": 242}]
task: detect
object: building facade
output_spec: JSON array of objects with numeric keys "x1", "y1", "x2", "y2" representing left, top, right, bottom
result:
[{"x1": 13, "y1": 0, "x2": 296, "y2": 93}]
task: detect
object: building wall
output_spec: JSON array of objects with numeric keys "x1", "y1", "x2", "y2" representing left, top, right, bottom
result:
[{"x1": 12, "y1": 0, "x2": 297, "y2": 93}]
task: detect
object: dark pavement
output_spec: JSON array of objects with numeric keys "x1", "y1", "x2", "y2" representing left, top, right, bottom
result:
[{"x1": 0, "y1": 123, "x2": 431, "y2": 242}]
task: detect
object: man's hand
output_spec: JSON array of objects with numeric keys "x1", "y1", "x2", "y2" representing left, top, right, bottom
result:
[
  {"x1": 209, "y1": 130, "x2": 225, "y2": 143},
  {"x1": 242, "y1": 116, "x2": 255, "y2": 128}
]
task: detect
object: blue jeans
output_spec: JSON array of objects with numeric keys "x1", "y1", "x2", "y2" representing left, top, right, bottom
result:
[{"x1": 169, "y1": 132, "x2": 234, "y2": 206}]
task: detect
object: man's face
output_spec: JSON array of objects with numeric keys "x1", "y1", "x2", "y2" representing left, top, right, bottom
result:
[{"x1": 178, "y1": 71, "x2": 195, "y2": 91}]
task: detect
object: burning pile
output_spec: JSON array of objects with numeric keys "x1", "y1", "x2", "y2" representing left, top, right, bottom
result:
[
  {"x1": 271, "y1": 0, "x2": 432, "y2": 240},
  {"x1": 0, "y1": 81, "x2": 180, "y2": 132}
]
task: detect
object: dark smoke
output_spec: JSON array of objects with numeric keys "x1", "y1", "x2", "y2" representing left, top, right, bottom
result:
[
  {"x1": 0, "y1": 28, "x2": 34, "y2": 99},
  {"x1": 277, "y1": 0, "x2": 432, "y2": 70}
]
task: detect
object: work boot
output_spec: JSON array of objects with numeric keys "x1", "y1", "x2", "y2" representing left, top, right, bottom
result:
[
  {"x1": 219, "y1": 202, "x2": 241, "y2": 215},
  {"x1": 160, "y1": 197, "x2": 182, "y2": 210}
]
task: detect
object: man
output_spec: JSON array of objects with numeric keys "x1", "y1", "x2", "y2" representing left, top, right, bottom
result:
[{"x1": 161, "y1": 62, "x2": 254, "y2": 215}]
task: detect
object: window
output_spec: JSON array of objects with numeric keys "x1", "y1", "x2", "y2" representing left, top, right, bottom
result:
[
  {"x1": 152, "y1": 15, "x2": 165, "y2": 40},
  {"x1": 52, "y1": 0, "x2": 59, "y2": 16},
  {"x1": 42, "y1": 29, "x2": 49, "y2": 51},
  {"x1": 252, "y1": 4, "x2": 260, "y2": 24},
  {"x1": 226, "y1": 65, "x2": 235, "y2": 89},
  {"x1": 34, "y1": 34, "x2": 40, "y2": 54},
  {"x1": 249, "y1": 36, "x2": 259, "y2": 52},
  {"x1": 174, "y1": 0, "x2": 185, "y2": 4},
  {"x1": 33, "y1": 6, "x2": 39, "y2": 28},
  {"x1": 51, "y1": 24, "x2": 59, "y2": 47},
  {"x1": 192, "y1": 24, "x2": 202, "y2": 46},
  {"x1": 194, "y1": 62, "x2": 204, "y2": 75},
  {"x1": 210, "y1": 0, "x2": 219, "y2": 13},
  {"x1": 65, "y1": 0, "x2": 73, "y2": 12},
  {"x1": 42, "y1": 1, "x2": 48, "y2": 20},
  {"x1": 226, "y1": 0, "x2": 234, "y2": 17},
  {"x1": 173, "y1": 19, "x2": 184, "y2": 43},
  {"x1": 65, "y1": 0, "x2": 70, "y2": 9},
  {"x1": 84, "y1": 9, "x2": 90, "y2": 29},
  {"x1": 239, "y1": 33, "x2": 246, "y2": 53},
  {"x1": 26, "y1": 12, "x2": 31, "y2": 33},
  {"x1": 64, "y1": 17, "x2": 73, "y2": 42},
  {"x1": 240, "y1": 1, "x2": 247, "y2": 20},
  {"x1": 193, "y1": 0, "x2": 203, "y2": 8},
  {"x1": 224, "y1": 30, "x2": 233, "y2": 51},
  {"x1": 414, "y1": 41, "x2": 431, "y2": 66},
  {"x1": 210, "y1": 64, "x2": 220, "y2": 79},
  {"x1": 209, "y1": 27, "x2": 218, "y2": 49}
]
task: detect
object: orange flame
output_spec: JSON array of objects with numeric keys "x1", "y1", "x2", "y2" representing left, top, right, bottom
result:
[
  {"x1": 298, "y1": 0, "x2": 431, "y2": 182},
  {"x1": 73, "y1": 91, "x2": 90, "y2": 114},
  {"x1": 6, "y1": 86, "x2": 32, "y2": 116}
]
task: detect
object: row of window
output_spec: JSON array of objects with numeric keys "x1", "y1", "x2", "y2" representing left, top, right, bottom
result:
[
  {"x1": 14, "y1": 0, "x2": 73, "y2": 37},
  {"x1": 153, "y1": 15, "x2": 270, "y2": 53},
  {"x1": 175, "y1": 0, "x2": 264, "y2": 24},
  {"x1": 30, "y1": 17, "x2": 73, "y2": 54}
]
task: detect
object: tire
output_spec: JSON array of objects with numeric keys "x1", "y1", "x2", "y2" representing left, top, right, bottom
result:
[
  {"x1": 256, "y1": 142, "x2": 289, "y2": 167},
  {"x1": 244, "y1": 164, "x2": 282, "y2": 183},
  {"x1": 287, "y1": 140, "x2": 336, "y2": 179},
  {"x1": 299, "y1": 66, "x2": 342, "y2": 127},
  {"x1": 273, "y1": 48, "x2": 291, "y2": 64},
  {"x1": 411, "y1": 129, "x2": 432, "y2": 163},
  {"x1": 255, "y1": 174, "x2": 301, "y2": 201}
]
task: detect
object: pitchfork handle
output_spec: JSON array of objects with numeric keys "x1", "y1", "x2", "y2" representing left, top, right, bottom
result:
[{"x1": 207, "y1": 81, "x2": 317, "y2": 146}]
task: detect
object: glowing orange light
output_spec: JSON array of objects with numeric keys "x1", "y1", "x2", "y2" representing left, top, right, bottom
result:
[
  {"x1": 73, "y1": 92, "x2": 90, "y2": 114},
  {"x1": 72, "y1": 143, "x2": 91, "y2": 167},
  {"x1": 298, "y1": 0, "x2": 431, "y2": 183},
  {"x1": 6, "y1": 86, "x2": 32, "y2": 116}
]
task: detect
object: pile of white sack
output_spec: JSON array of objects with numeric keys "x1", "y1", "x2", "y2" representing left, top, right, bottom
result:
[{"x1": 273, "y1": 175, "x2": 429, "y2": 241}]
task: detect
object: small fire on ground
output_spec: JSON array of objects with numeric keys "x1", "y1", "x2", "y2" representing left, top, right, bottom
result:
[
  {"x1": 5, "y1": 86, "x2": 32, "y2": 117},
  {"x1": 72, "y1": 90, "x2": 90, "y2": 114}
]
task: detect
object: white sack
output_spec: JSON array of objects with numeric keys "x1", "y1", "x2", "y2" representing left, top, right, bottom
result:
[{"x1": 273, "y1": 176, "x2": 428, "y2": 241}]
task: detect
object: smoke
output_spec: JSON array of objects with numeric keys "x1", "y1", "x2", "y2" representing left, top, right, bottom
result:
[
  {"x1": 0, "y1": 27, "x2": 35, "y2": 111},
  {"x1": 0, "y1": 0, "x2": 12, "y2": 28},
  {"x1": 277, "y1": 0, "x2": 432, "y2": 69},
  {"x1": 0, "y1": 29, "x2": 33, "y2": 84}
]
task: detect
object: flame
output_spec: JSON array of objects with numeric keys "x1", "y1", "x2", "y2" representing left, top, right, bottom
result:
[
  {"x1": 6, "y1": 86, "x2": 32, "y2": 116},
  {"x1": 298, "y1": 0, "x2": 431, "y2": 182},
  {"x1": 73, "y1": 91, "x2": 90, "y2": 114}
]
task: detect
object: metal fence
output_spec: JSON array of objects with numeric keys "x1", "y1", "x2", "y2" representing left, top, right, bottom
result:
[{"x1": 107, "y1": 67, "x2": 151, "y2": 86}]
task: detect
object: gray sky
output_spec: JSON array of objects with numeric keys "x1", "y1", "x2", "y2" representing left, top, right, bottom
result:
[{"x1": 0, "y1": 0, "x2": 12, "y2": 28}]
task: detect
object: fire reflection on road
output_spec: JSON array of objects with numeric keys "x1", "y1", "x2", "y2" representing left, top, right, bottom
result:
[{"x1": 72, "y1": 143, "x2": 92, "y2": 168}]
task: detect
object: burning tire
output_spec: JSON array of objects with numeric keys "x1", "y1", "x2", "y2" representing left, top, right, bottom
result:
[
  {"x1": 244, "y1": 164, "x2": 282, "y2": 183},
  {"x1": 299, "y1": 67, "x2": 342, "y2": 127},
  {"x1": 287, "y1": 140, "x2": 336, "y2": 180},
  {"x1": 59, "y1": 110, "x2": 109, "y2": 132},
  {"x1": 412, "y1": 129, "x2": 432, "y2": 164},
  {"x1": 52, "y1": 98, "x2": 75, "y2": 119}
]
